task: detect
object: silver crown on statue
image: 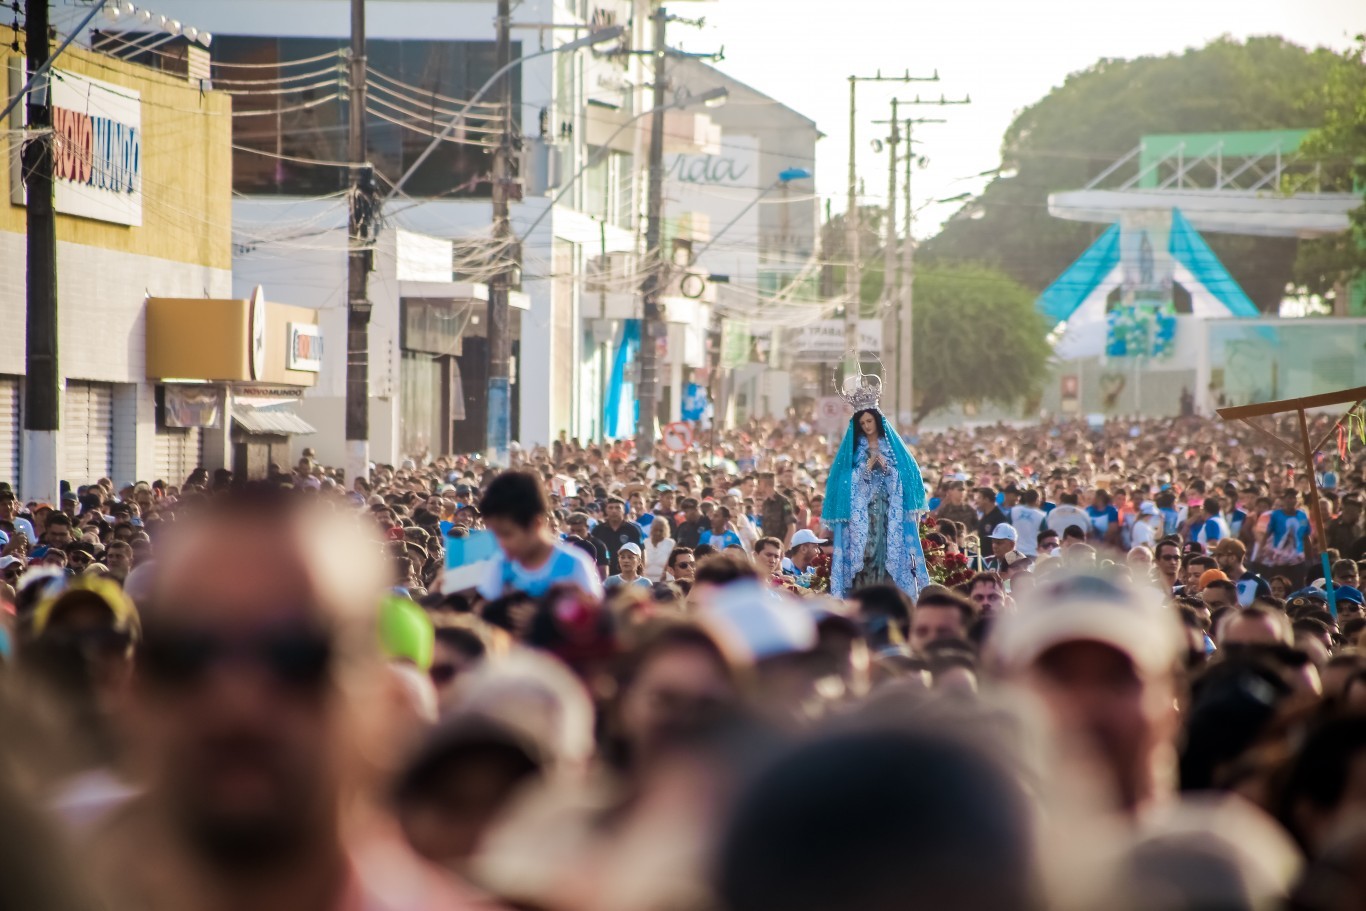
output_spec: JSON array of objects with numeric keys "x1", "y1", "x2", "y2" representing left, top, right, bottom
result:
[{"x1": 838, "y1": 370, "x2": 883, "y2": 412}]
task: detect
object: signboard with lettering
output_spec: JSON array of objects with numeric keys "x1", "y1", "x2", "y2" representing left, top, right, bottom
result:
[
  {"x1": 287, "y1": 323, "x2": 323, "y2": 372},
  {"x1": 8, "y1": 63, "x2": 142, "y2": 226},
  {"x1": 666, "y1": 135, "x2": 759, "y2": 283},
  {"x1": 790, "y1": 320, "x2": 883, "y2": 362}
]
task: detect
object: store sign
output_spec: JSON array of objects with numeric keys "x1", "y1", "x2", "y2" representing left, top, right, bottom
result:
[
  {"x1": 790, "y1": 320, "x2": 882, "y2": 362},
  {"x1": 8, "y1": 63, "x2": 143, "y2": 225},
  {"x1": 248, "y1": 286, "x2": 266, "y2": 381},
  {"x1": 232, "y1": 384, "x2": 304, "y2": 400},
  {"x1": 287, "y1": 323, "x2": 323, "y2": 372},
  {"x1": 164, "y1": 385, "x2": 223, "y2": 429}
]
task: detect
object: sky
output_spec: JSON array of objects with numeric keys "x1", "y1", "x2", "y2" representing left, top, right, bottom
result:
[{"x1": 679, "y1": 0, "x2": 1362, "y2": 239}]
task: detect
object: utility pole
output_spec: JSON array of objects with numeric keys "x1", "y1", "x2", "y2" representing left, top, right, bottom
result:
[
  {"x1": 889, "y1": 93, "x2": 969, "y2": 428},
  {"x1": 345, "y1": 0, "x2": 376, "y2": 484},
  {"x1": 21, "y1": 0, "x2": 59, "y2": 502},
  {"x1": 842, "y1": 70, "x2": 937, "y2": 356},
  {"x1": 485, "y1": 0, "x2": 514, "y2": 466},
  {"x1": 901, "y1": 120, "x2": 917, "y2": 428},
  {"x1": 880, "y1": 99, "x2": 900, "y2": 419},
  {"x1": 635, "y1": 4, "x2": 668, "y2": 459}
]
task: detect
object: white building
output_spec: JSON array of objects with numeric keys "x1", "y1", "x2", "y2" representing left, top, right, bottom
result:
[
  {"x1": 138, "y1": 0, "x2": 654, "y2": 461},
  {"x1": 1, "y1": 42, "x2": 234, "y2": 500}
]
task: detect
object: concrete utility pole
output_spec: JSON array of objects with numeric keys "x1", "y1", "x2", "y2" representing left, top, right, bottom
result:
[
  {"x1": 21, "y1": 0, "x2": 59, "y2": 502},
  {"x1": 345, "y1": 0, "x2": 376, "y2": 484},
  {"x1": 635, "y1": 4, "x2": 669, "y2": 458},
  {"x1": 485, "y1": 0, "x2": 514, "y2": 466},
  {"x1": 842, "y1": 70, "x2": 937, "y2": 357},
  {"x1": 891, "y1": 93, "x2": 969, "y2": 426},
  {"x1": 880, "y1": 98, "x2": 900, "y2": 418}
]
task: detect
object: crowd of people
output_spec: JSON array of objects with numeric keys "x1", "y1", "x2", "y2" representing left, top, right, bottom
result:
[{"x1": 4, "y1": 409, "x2": 1366, "y2": 910}]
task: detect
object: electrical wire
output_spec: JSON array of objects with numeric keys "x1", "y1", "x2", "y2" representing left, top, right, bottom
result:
[
  {"x1": 364, "y1": 68, "x2": 501, "y2": 113},
  {"x1": 232, "y1": 93, "x2": 342, "y2": 118},
  {"x1": 211, "y1": 48, "x2": 347, "y2": 70}
]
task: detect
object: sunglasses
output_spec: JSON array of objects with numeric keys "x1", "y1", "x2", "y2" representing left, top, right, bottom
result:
[
  {"x1": 674, "y1": 561, "x2": 695, "y2": 570},
  {"x1": 139, "y1": 624, "x2": 333, "y2": 691}
]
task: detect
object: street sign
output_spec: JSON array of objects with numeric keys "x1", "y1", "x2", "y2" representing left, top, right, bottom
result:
[
  {"x1": 662, "y1": 421, "x2": 693, "y2": 452},
  {"x1": 816, "y1": 396, "x2": 850, "y2": 436}
]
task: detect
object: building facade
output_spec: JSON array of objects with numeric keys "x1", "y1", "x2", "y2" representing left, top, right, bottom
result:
[{"x1": 1, "y1": 42, "x2": 233, "y2": 499}]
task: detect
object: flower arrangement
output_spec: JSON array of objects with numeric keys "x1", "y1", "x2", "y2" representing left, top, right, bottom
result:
[
  {"x1": 808, "y1": 551, "x2": 832, "y2": 594},
  {"x1": 787, "y1": 551, "x2": 832, "y2": 595},
  {"x1": 919, "y1": 515, "x2": 974, "y2": 588}
]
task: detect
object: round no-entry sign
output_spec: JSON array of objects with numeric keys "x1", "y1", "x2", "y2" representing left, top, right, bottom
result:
[{"x1": 662, "y1": 421, "x2": 693, "y2": 452}]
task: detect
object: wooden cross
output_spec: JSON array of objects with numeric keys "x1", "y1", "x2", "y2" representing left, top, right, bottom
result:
[{"x1": 1217, "y1": 385, "x2": 1366, "y2": 617}]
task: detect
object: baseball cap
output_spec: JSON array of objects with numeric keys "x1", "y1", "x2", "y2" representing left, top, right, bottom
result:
[
  {"x1": 790, "y1": 529, "x2": 828, "y2": 547},
  {"x1": 619, "y1": 542, "x2": 642, "y2": 557},
  {"x1": 1197, "y1": 569, "x2": 1230, "y2": 590},
  {"x1": 1139, "y1": 501, "x2": 1159, "y2": 517},
  {"x1": 30, "y1": 576, "x2": 139, "y2": 639},
  {"x1": 992, "y1": 572, "x2": 1184, "y2": 676},
  {"x1": 1333, "y1": 586, "x2": 1364, "y2": 606},
  {"x1": 988, "y1": 523, "x2": 1018, "y2": 542},
  {"x1": 701, "y1": 580, "x2": 817, "y2": 663}
]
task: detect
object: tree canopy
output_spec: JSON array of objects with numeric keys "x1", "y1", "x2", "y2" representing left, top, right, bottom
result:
[
  {"x1": 919, "y1": 36, "x2": 1363, "y2": 312},
  {"x1": 910, "y1": 263, "x2": 1049, "y2": 421},
  {"x1": 1295, "y1": 34, "x2": 1366, "y2": 306}
]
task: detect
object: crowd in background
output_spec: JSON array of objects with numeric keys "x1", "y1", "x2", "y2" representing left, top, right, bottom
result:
[{"x1": 4, "y1": 410, "x2": 1366, "y2": 910}]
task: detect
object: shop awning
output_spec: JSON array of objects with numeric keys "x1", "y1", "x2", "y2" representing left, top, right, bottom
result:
[{"x1": 232, "y1": 405, "x2": 316, "y2": 436}]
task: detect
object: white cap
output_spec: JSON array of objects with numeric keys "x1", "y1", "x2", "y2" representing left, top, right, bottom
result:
[
  {"x1": 992, "y1": 572, "x2": 1185, "y2": 677},
  {"x1": 619, "y1": 542, "x2": 642, "y2": 557},
  {"x1": 1140, "y1": 501, "x2": 1160, "y2": 516},
  {"x1": 726, "y1": 488, "x2": 743, "y2": 497},
  {"x1": 989, "y1": 523, "x2": 1018, "y2": 542},
  {"x1": 790, "y1": 528, "x2": 828, "y2": 547},
  {"x1": 701, "y1": 580, "x2": 817, "y2": 663}
]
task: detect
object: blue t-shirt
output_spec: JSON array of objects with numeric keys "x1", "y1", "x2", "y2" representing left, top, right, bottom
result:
[
  {"x1": 1191, "y1": 517, "x2": 1226, "y2": 545},
  {"x1": 698, "y1": 528, "x2": 743, "y2": 550},
  {"x1": 1266, "y1": 509, "x2": 1310, "y2": 556},
  {"x1": 1086, "y1": 504, "x2": 1120, "y2": 538}
]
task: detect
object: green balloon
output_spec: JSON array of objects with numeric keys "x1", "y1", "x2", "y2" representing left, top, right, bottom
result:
[{"x1": 378, "y1": 596, "x2": 434, "y2": 670}]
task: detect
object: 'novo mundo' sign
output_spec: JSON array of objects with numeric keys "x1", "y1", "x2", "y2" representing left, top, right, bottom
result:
[{"x1": 8, "y1": 64, "x2": 143, "y2": 225}]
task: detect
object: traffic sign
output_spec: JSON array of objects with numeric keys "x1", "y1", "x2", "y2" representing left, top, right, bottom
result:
[{"x1": 662, "y1": 421, "x2": 693, "y2": 452}]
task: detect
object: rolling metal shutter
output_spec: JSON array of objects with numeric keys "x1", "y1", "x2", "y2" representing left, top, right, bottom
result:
[
  {"x1": 0, "y1": 376, "x2": 19, "y2": 490},
  {"x1": 62, "y1": 382, "x2": 114, "y2": 486},
  {"x1": 154, "y1": 427, "x2": 201, "y2": 486}
]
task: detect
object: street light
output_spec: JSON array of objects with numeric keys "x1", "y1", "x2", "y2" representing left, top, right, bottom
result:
[
  {"x1": 383, "y1": 24, "x2": 627, "y2": 204},
  {"x1": 515, "y1": 86, "x2": 730, "y2": 244}
]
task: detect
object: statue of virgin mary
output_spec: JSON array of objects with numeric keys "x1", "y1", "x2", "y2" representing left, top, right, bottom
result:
[{"x1": 820, "y1": 372, "x2": 930, "y2": 599}]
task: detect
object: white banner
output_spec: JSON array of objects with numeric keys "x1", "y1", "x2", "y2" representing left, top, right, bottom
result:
[
  {"x1": 9, "y1": 62, "x2": 142, "y2": 226},
  {"x1": 789, "y1": 320, "x2": 882, "y2": 361}
]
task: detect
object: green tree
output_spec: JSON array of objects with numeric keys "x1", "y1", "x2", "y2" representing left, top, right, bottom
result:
[
  {"x1": 919, "y1": 37, "x2": 1359, "y2": 312},
  {"x1": 1294, "y1": 35, "x2": 1366, "y2": 306},
  {"x1": 911, "y1": 263, "x2": 1049, "y2": 421}
]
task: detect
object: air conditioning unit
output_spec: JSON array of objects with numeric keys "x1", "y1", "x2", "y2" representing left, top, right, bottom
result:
[{"x1": 585, "y1": 251, "x2": 636, "y2": 291}]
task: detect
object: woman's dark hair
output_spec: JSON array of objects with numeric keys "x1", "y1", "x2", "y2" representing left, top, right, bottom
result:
[{"x1": 852, "y1": 409, "x2": 885, "y2": 438}]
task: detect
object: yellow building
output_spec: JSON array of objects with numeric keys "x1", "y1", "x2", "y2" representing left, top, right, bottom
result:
[{"x1": 1, "y1": 40, "x2": 242, "y2": 494}]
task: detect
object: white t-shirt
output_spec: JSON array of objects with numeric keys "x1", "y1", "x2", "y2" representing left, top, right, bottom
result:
[
  {"x1": 1046, "y1": 504, "x2": 1089, "y2": 537},
  {"x1": 1009, "y1": 506, "x2": 1047, "y2": 556},
  {"x1": 1130, "y1": 515, "x2": 1162, "y2": 550},
  {"x1": 478, "y1": 542, "x2": 603, "y2": 601}
]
